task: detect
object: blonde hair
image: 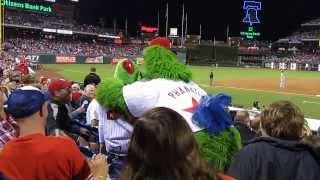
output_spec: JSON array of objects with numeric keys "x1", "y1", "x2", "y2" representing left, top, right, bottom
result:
[{"x1": 261, "y1": 100, "x2": 304, "y2": 140}]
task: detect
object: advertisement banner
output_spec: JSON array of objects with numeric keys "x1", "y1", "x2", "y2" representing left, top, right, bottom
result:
[
  {"x1": 56, "y1": 56, "x2": 76, "y2": 64},
  {"x1": 85, "y1": 56, "x2": 104, "y2": 64},
  {"x1": 318, "y1": 64, "x2": 320, "y2": 72}
]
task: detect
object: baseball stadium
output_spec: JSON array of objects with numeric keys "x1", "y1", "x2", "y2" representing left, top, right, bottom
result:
[{"x1": 1, "y1": 0, "x2": 320, "y2": 180}]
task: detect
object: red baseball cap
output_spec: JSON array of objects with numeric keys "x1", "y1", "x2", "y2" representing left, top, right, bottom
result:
[
  {"x1": 48, "y1": 79, "x2": 72, "y2": 95},
  {"x1": 150, "y1": 37, "x2": 171, "y2": 49}
]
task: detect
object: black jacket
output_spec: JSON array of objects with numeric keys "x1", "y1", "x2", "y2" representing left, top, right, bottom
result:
[
  {"x1": 83, "y1": 72, "x2": 101, "y2": 87},
  {"x1": 228, "y1": 137, "x2": 320, "y2": 180},
  {"x1": 234, "y1": 122, "x2": 257, "y2": 145},
  {"x1": 46, "y1": 100, "x2": 81, "y2": 136}
]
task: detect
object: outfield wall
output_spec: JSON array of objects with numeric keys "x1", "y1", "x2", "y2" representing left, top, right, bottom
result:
[
  {"x1": 18, "y1": 50, "x2": 187, "y2": 65},
  {"x1": 19, "y1": 54, "x2": 113, "y2": 64}
]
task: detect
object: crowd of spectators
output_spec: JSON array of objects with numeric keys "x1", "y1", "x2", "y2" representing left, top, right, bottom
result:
[
  {"x1": 4, "y1": 38, "x2": 144, "y2": 57},
  {"x1": 0, "y1": 62, "x2": 319, "y2": 179},
  {"x1": 266, "y1": 53, "x2": 320, "y2": 64},
  {"x1": 5, "y1": 9, "x2": 112, "y2": 35}
]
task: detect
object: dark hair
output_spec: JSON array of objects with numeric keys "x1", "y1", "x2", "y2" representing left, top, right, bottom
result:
[
  {"x1": 121, "y1": 107, "x2": 218, "y2": 180},
  {"x1": 234, "y1": 111, "x2": 250, "y2": 123},
  {"x1": 90, "y1": 67, "x2": 96, "y2": 72},
  {"x1": 261, "y1": 100, "x2": 304, "y2": 140}
]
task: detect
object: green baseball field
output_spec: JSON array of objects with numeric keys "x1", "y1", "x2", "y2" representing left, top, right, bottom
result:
[{"x1": 42, "y1": 64, "x2": 320, "y2": 119}]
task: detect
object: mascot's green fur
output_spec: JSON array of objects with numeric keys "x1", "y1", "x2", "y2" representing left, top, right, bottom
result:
[
  {"x1": 96, "y1": 38, "x2": 242, "y2": 172},
  {"x1": 143, "y1": 45, "x2": 192, "y2": 82}
]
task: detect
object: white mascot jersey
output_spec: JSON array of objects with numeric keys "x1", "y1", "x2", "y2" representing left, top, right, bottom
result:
[{"x1": 123, "y1": 79, "x2": 207, "y2": 132}]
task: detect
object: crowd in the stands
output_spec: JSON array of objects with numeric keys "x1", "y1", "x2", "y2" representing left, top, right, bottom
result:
[
  {"x1": 5, "y1": 9, "x2": 112, "y2": 34},
  {"x1": 4, "y1": 38, "x2": 144, "y2": 57},
  {"x1": 266, "y1": 53, "x2": 320, "y2": 64},
  {"x1": 0, "y1": 64, "x2": 319, "y2": 180}
]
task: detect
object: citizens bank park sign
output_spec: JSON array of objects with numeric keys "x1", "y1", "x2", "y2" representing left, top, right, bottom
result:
[{"x1": 3, "y1": 0, "x2": 52, "y2": 13}]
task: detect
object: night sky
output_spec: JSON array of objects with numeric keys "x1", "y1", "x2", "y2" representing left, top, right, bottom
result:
[{"x1": 78, "y1": 0, "x2": 320, "y2": 41}]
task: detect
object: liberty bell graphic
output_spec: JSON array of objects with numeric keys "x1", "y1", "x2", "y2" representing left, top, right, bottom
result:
[{"x1": 242, "y1": 1, "x2": 262, "y2": 26}]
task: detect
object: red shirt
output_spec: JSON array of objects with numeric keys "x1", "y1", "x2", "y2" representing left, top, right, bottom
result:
[
  {"x1": 218, "y1": 173, "x2": 236, "y2": 180},
  {"x1": 0, "y1": 134, "x2": 93, "y2": 180}
]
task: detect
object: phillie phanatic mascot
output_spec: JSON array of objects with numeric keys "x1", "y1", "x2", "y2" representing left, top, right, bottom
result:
[{"x1": 96, "y1": 37, "x2": 242, "y2": 171}]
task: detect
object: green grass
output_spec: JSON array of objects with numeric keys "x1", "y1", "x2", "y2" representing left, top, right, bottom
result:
[{"x1": 44, "y1": 64, "x2": 320, "y2": 119}]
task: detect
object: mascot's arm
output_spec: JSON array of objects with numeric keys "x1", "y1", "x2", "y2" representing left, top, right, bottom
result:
[
  {"x1": 96, "y1": 79, "x2": 127, "y2": 116},
  {"x1": 194, "y1": 127, "x2": 242, "y2": 172},
  {"x1": 192, "y1": 94, "x2": 242, "y2": 172}
]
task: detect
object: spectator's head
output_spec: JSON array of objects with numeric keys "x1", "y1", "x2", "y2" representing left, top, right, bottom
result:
[
  {"x1": 84, "y1": 84, "x2": 96, "y2": 99},
  {"x1": 39, "y1": 76, "x2": 48, "y2": 85},
  {"x1": 251, "y1": 113, "x2": 261, "y2": 133},
  {"x1": 10, "y1": 70, "x2": 22, "y2": 83},
  {"x1": 71, "y1": 91, "x2": 82, "y2": 105},
  {"x1": 234, "y1": 111, "x2": 250, "y2": 126},
  {"x1": 90, "y1": 67, "x2": 96, "y2": 73},
  {"x1": 7, "y1": 81, "x2": 17, "y2": 91},
  {"x1": 71, "y1": 83, "x2": 81, "y2": 93},
  {"x1": 122, "y1": 107, "x2": 217, "y2": 180},
  {"x1": 48, "y1": 79, "x2": 72, "y2": 103},
  {"x1": 261, "y1": 100, "x2": 305, "y2": 141},
  {"x1": 22, "y1": 74, "x2": 36, "y2": 85},
  {"x1": 7, "y1": 86, "x2": 47, "y2": 134}
]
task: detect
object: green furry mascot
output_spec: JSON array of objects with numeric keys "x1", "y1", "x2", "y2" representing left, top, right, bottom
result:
[{"x1": 96, "y1": 37, "x2": 241, "y2": 171}]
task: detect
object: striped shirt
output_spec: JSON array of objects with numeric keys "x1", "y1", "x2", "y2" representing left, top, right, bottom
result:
[
  {"x1": 0, "y1": 117, "x2": 17, "y2": 148},
  {"x1": 96, "y1": 103, "x2": 133, "y2": 156}
]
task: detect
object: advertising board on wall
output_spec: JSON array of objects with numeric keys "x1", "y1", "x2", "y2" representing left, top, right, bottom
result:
[
  {"x1": 85, "y1": 56, "x2": 104, "y2": 64},
  {"x1": 56, "y1": 56, "x2": 76, "y2": 64}
]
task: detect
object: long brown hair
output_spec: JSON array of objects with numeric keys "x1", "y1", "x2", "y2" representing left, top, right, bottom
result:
[{"x1": 121, "y1": 107, "x2": 218, "y2": 180}]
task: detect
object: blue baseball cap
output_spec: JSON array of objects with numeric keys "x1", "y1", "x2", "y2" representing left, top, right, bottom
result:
[{"x1": 7, "y1": 86, "x2": 46, "y2": 118}]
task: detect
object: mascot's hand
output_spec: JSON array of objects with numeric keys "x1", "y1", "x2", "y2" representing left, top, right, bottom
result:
[
  {"x1": 96, "y1": 79, "x2": 127, "y2": 116},
  {"x1": 114, "y1": 59, "x2": 139, "y2": 85}
]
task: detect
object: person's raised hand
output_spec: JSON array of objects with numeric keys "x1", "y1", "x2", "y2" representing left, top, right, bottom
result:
[{"x1": 89, "y1": 154, "x2": 108, "y2": 180}]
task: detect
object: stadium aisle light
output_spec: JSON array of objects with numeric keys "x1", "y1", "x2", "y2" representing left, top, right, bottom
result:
[{"x1": 242, "y1": 1, "x2": 262, "y2": 26}]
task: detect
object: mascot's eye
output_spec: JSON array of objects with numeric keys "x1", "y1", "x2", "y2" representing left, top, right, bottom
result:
[{"x1": 122, "y1": 60, "x2": 135, "y2": 74}]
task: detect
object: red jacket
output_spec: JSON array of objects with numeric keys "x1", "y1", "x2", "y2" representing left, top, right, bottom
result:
[{"x1": 15, "y1": 64, "x2": 29, "y2": 75}]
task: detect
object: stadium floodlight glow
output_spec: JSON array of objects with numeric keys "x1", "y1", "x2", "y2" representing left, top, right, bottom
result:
[{"x1": 242, "y1": 1, "x2": 261, "y2": 26}]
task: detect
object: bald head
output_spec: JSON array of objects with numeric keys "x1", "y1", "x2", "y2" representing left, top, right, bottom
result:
[{"x1": 234, "y1": 111, "x2": 250, "y2": 125}]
